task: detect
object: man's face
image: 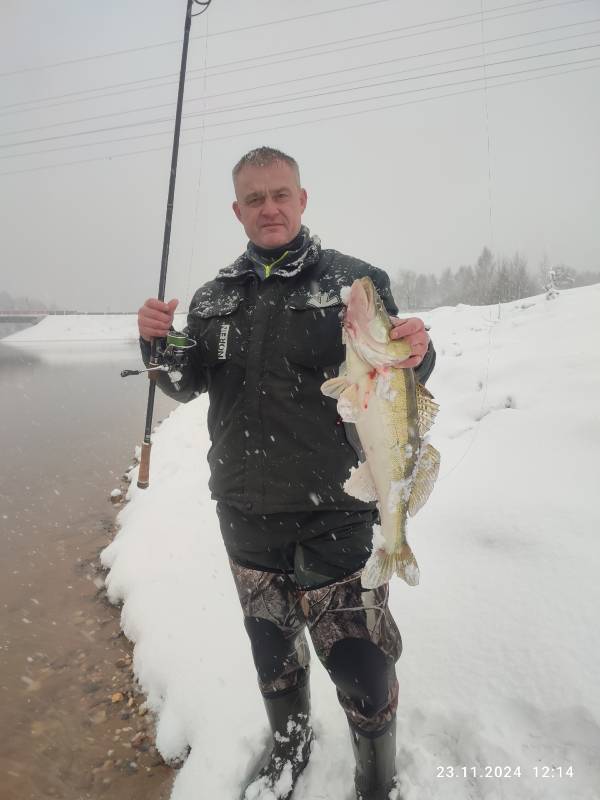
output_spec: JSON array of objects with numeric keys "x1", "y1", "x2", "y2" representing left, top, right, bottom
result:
[{"x1": 232, "y1": 160, "x2": 307, "y2": 249}]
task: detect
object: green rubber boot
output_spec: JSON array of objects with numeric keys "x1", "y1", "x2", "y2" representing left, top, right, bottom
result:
[
  {"x1": 349, "y1": 718, "x2": 399, "y2": 800},
  {"x1": 241, "y1": 682, "x2": 313, "y2": 800}
]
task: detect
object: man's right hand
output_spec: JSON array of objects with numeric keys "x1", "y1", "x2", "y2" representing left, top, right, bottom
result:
[{"x1": 138, "y1": 298, "x2": 179, "y2": 342}]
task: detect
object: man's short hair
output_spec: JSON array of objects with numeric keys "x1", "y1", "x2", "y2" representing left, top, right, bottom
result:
[{"x1": 232, "y1": 146, "x2": 301, "y2": 186}]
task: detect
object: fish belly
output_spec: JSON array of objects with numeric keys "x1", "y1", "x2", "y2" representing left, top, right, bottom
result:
[
  {"x1": 356, "y1": 369, "x2": 422, "y2": 588},
  {"x1": 356, "y1": 370, "x2": 417, "y2": 551}
]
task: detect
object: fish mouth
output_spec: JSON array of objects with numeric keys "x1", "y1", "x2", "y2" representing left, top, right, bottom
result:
[
  {"x1": 350, "y1": 277, "x2": 377, "y2": 319},
  {"x1": 343, "y1": 278, "x2": 375, "y2": 329},
  {"x1": 344, "y1": 277, "x2": 410, "y2": 366},
  {"x1": 344, "y1": 278, "x2": 384, "y2": 337},
  {"x1": 359, "y1": 276, "x2": 377, "y2": 306}
]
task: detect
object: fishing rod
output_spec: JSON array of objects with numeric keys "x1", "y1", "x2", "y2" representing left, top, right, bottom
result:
[{"x1": 121, "y1": 0, "x2": 213, "y2": 489}]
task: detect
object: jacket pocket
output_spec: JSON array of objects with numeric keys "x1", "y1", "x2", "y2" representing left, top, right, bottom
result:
[
  {"x1": 190, "y1": 294, "x2": 246, "y2": 367},
  {"x1": 280, "y1": 292, "x2": 345, "y2": 368}
]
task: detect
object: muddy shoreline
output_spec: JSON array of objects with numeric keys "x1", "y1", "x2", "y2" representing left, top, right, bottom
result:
[{"x1": 2, "y1": 469, "x2": 176, "y2": 800}]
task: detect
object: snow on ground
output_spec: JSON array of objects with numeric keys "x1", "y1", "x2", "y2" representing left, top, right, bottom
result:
[
  {"x1": 3, "y1": 313, "x2": 188, "y2": 365},
  {"x1": 100, "y1": 284, "x2": 600, "y2": 800},
  {"x1": 3, "y1": 312, "x2": 187, "y2": 343}
]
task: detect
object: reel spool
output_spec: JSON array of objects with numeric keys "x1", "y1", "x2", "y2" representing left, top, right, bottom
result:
[{"x1": 121, "y1": 330, "x2": 196, "y2": 379}]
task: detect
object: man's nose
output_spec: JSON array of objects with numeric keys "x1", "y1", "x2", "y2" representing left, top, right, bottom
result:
[{"x1": 260, "y1": 196, "x2": 279, "y2": 217}]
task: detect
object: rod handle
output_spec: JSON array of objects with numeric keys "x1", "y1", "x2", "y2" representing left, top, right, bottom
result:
[{"x1": 137, "y1": 441, "x2": 152, "y2": 489}]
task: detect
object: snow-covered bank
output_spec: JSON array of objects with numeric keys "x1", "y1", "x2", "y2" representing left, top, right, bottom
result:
[
  {"x1": 3, "y1": 313, "x2": 187, "y2": 343},
  {"x1": 101, "y1": 284, "x2": 600, "y2": 800}
]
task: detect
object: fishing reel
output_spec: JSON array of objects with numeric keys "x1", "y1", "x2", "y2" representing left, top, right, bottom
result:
[{"x1": 121, "y1": 330, "x2": 196, "y2": 384}]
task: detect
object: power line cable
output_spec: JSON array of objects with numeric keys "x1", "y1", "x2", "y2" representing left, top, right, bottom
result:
[
  {"x1": 191, "y1": 0, "x2": 212, "y2": 16},
  {"x1": 0, "y1": 0, "x2": 591, "y2": 115},
  {"x1": 0, "y1": 0, "x2": 406, "y2": 78},
  {"x1": 157, "y1": 42, "x2": 600, "y2": 119},
  {"x1": 202, "y1": 61, "x2": 600, "y2": 144},
  {"x1": 197, "y1": 0, "x2": 552, "y2": 38},
  {"x1": 2, "y1": 61, "x2": 596, "y2": 177},
  {"x1": 3, "y1": 55, "x2": 598, "y2": 161},
  {"x1": 0, "y1": 0, "x2": 397, "y2": 79},
  {"x1": 3, "y1": 44, "x2": 598, "y2": 152},
  {"x1": 161, "y1": 0, "x2": 599, "y2": 81},
  {"x1": 3, "y1": 22, "x2": 598, "y2": 138}
]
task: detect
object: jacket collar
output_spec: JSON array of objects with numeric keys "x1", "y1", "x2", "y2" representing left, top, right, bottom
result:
[{"x1": 218, "y1": 226, "x2": 321, "y2": 281}]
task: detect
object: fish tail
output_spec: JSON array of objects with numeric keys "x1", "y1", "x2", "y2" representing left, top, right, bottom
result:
[
  {"x1": 395, "y1": 543, "x2": 420, "y2": 587},
  {"x1": 361, "y1": 543, "x2": 420, "y2": 589},
  {"x1": 361, "y1": 549, "x2": 396, "y2": 589}
]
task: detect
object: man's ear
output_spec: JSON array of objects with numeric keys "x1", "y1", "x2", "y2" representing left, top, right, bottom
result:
[
  {"x1": 300, "y1": 188, "x2": 308, "y2": 214},
  {"x1": 232, "y1": 200, "x2": 242, "y2": 222}
]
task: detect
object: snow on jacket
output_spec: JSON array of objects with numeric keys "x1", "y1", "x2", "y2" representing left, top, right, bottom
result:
[{"x1": 141, "y1": 229, "x2": 436, "y2": 515}]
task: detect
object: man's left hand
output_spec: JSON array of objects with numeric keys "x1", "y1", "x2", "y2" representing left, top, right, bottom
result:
[{"x1": 389, "y1": 317, "x2": 430, "y2": 368}]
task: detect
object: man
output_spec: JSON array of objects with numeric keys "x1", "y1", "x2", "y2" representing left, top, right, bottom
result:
[{"x1": 138, "y1": 147, "x2": 435, "y2": 800}]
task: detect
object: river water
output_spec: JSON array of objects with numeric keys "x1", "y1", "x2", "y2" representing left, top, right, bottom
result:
[{"x1": 0, "y1": 340, "x2": 177, "y2": 799}]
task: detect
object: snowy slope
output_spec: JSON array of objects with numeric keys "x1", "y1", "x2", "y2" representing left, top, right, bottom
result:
[{"x1": 101, "y1": 284, "x2": 600, "y2": 800}]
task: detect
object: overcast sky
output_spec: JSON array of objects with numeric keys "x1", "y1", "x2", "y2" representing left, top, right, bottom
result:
[{"x1": 1, "y1": 0, "x2": 599, "y2": 311}]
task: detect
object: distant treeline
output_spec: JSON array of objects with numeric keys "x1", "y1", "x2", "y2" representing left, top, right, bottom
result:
[
  {"x1": 391, "y1": 248, "x2": 600, "y2": 311},
  {"x1": 3, "y1": 252, "x2": 599, "y2": 318}
]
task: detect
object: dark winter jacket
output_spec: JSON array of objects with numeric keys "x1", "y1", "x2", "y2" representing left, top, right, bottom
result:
[{"x1": 141, "y1": 228, "x2": 436, "y2": 515}]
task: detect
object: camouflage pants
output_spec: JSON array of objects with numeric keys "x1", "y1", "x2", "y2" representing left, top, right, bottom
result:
[{"x1": 229, "y1": 560, "x2": 402, "y2": 735}]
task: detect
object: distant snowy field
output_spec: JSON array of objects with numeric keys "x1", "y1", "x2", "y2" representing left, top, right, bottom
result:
[
  {"x1": 98, "y1": 284, "x2": 599, "y2": 800},
  {"x1": 4, "y1": 312, "x2": 188, "y2": 343}
]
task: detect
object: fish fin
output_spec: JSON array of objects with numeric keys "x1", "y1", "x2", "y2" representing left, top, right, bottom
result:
[
  {"x1": 416, "y1": 382, "x2": 440, "y2": 437},
  {"x1": 343, "y1": 460, "x2": 378, "y2": 502},
  {"x1": 320, "y1": 376, "x2": 349, "y2": 399},
  {"x1": 395, "y1": 543, "x2": 420, "y2": 586},
  {"x1": 388, "y1": 338, "x2": 412, "y2": 363},
  {"x1": 361, "y1": 549, "x2": 396, "y2": 590},
  {"x1": 361, "y1": 543, "x2": 420, "y2": 589},
  {"x1": 408, "y1": 443, "x2": 441, "y2": 516},
  {"x1": 337, "y1": 384, "x2": 361, "y2": 423}
]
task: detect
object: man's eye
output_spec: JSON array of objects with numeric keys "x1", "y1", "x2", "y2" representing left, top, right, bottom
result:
[{"x1": 275, "y1": 192, "x2": 288, "y2": 200}]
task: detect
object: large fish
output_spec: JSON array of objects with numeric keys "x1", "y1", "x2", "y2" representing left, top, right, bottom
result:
[{"x1": 321, "y1": 277, "x2": 440, "y2": 589}]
